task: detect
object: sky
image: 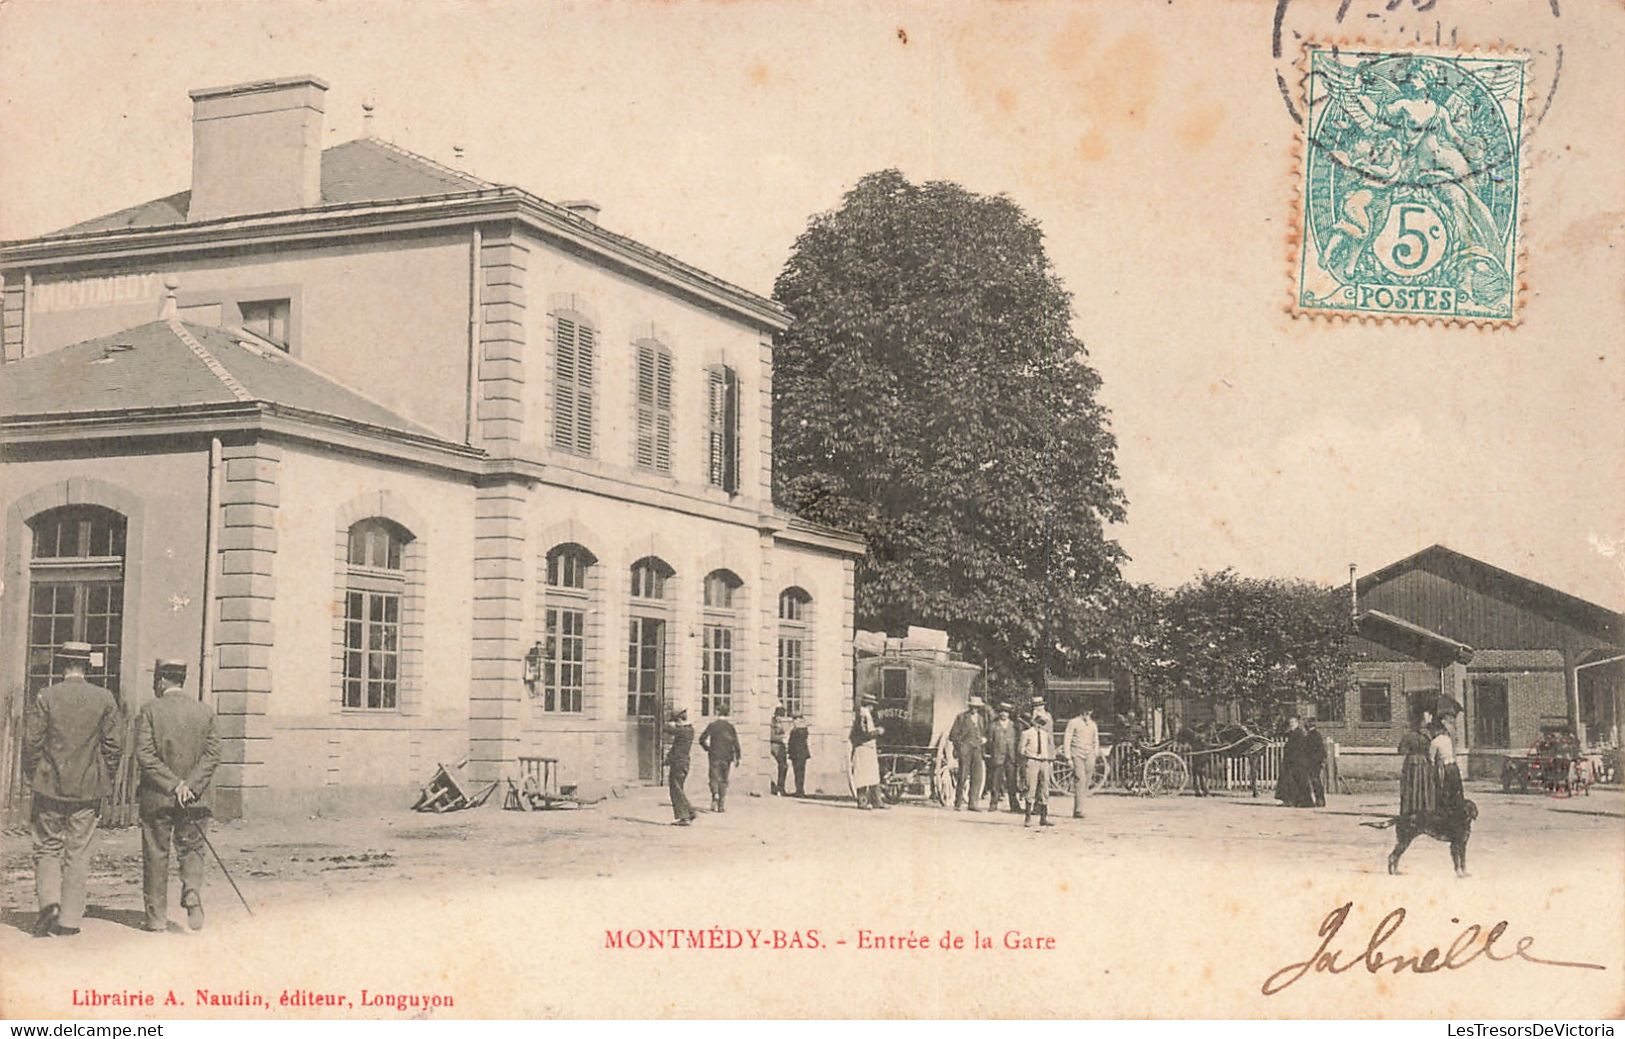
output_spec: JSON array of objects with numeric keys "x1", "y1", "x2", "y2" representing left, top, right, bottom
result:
[{"x1": 1, "y1": 0, "x2": 1620, "y2": 609}]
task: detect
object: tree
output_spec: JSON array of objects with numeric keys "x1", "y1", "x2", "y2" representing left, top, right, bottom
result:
[
  {"x1": 1139, "y1": 571, "x2": 1354, "y2": 723},
  {"x1": 772, "y1": 170, "x2": 1127, "y2": 686}
]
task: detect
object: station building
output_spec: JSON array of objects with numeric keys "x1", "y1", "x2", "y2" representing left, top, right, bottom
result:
[
  {"x1": 1328, "y1": 545, "x2": 1622, "y2": 781},
  {"x1": 0, "y1": 75, "x2": 864, "y2": 819}
]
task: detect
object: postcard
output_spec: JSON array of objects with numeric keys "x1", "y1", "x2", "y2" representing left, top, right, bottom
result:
[{"x1": 0, "y1": 0, "x2": 1620, "y2": 1021}]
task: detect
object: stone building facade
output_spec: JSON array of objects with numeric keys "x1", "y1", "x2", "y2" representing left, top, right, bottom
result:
[{"x1": 0, "y1": 75, "x2": 863, "y2": 819}]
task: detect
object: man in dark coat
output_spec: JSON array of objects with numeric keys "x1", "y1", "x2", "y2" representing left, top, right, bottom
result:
[
  {"x1": 665, "y1": 707, "x2": 698, "y2": 825},
  {"x1": 1274, "y1": 715, "x2": 1316, "y2": 808},
  {"x1": 1305, "y1": 718, "x2": 1329, "y2": 806},
  {"x1": 135, "y1": 660, "x2": 221, "y2": 932},
  {"x1": 948, "y1": 696, "x2": 990, "y2": 811},
  {"x1": 699, "y1": 706, "x2": 742, "y2": 812},
  {"x1": 1176, "y1": 717, "x2": 1211, "y2": 797},
  {"x1": 787, "y1": 715, "x2": 811, "y2": 797},
  {"x1": 23, "y1": 642, "x2": 124, "y2": 938},
  {"x1": 986, "y1": 705, "x2": 1021, "y2": 812}
]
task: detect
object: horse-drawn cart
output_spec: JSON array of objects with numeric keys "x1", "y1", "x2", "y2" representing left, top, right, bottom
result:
[
  {"x1": 1051, "y1": 724, "x2": 1274, "y2": 797},
  {"x1": 1501, "y1": 730, "x2": 1609, "y2": 795},
  {"x1": 852, "y1": 633, "x2": 982, "y2": 804}
]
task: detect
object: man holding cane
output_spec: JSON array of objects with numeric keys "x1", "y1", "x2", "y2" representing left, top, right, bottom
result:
[{"x1": 135, "y1": 660, "x2": 221, "y2": 932}]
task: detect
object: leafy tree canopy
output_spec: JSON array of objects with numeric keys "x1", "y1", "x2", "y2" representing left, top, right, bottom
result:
[
  {"x1": 772, "y1": 170, "x2": 1127, "y2": 685},
  {"x1": 1137, "y1": 571, "x2": 1355, "y2": 721}
]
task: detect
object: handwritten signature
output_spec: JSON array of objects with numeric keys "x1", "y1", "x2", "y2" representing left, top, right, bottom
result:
[{"x1": 1262, "y1": 901, "x2": 1607, "y2": 996}]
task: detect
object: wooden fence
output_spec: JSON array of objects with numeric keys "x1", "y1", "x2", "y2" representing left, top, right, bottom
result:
[{"x1": 1098, "y1": 738, "x2": 1292, "y2": 792}]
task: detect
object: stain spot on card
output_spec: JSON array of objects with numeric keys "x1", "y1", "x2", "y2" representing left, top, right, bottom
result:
[
  {"x1": 952, "y1": 15, "x2": 1159, "y2": 167},
  {"x1": 1176, "y1": 102, "x2": 1223, "y2": 150}
]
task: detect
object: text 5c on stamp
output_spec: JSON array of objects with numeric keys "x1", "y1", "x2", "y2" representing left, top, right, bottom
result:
[{"x1": 1293, "y1": 45, "x2": 1528, "y2": 324}]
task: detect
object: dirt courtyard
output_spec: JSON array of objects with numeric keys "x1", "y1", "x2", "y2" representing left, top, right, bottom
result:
[{"x1": 2, "y1": 779, "x2": 1621, "y2": 1018}]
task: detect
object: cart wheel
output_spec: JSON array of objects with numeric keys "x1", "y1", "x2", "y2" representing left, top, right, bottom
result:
[
  {"x1": 1051, "y1": 757, "x2": 1076, "y2": 796},
  {"x1": 1089, "y1": 755, "x2": 1111, "y2": 791},
  {"x1": 1144, "y1": 751, "x2": 1188, "y2": 796},
  {"x1": 883, "y1": 781, "x2": 904, "y2": 805}
]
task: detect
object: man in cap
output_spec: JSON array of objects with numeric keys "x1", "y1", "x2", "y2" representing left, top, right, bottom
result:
[
  {"x1": 23, "y1": 641, "x2": 124, "y2": 937},
  {"x1": 698, "y1": 704, "x2": 742, "y2": 812},
  {"x1": 787, "y1": 713, "x2": 812, "y2": 797},
  {"x1": 986, "y1": 704, "x2": 1020, "y2": 812},
  {"x1": 948, "y1": 695, "x2": 990, "y2": 811},
  {"x1": 1021, "y1": 700, "x2": 1057, "y2": 827},
  {"x1": 665, "y1": 706, "x2": 698, "y2": 825},
  {"x1": 1063, "y1": 706, "x2": 1101, "y2": 818},
  {"x1": 135, "y1": 659, "x2": 221, "y2": 932}
]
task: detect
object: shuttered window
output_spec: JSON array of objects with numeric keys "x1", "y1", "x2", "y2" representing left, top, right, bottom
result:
[
  {"x1": 706, "y1": 365, "x2": 741, "y2": 494},
  {"x1": 553, "y1": 316, "x2": 596, "y2": 455},
  {"x1": 635, "y1": 341, "x2": 673, "y2": 473}
]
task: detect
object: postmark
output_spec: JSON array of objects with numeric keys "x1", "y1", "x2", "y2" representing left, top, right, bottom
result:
[{"x1": 1291, "y1": 44, "x2": 1529, "y2": 324}]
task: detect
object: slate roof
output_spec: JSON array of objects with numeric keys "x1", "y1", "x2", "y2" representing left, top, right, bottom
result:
[
  {"x1": 0, "y1": 319, "x2": 445, "y2": 442},
  {"x1": 53, "y1": 138, "x2": 491, "y2": 235}
]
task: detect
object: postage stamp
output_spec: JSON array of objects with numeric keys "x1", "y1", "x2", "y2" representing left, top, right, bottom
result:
[{"x1": 1293, "y1": 44, "x2": 1529, "y2": 324}]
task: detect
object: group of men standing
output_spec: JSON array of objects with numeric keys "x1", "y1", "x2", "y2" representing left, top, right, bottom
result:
[
  {"x1": 23, "y1": 643, "x2": 221, "y2": 937},
  {"x1": 663, "y1": 705, "x2": 815, "y2": 824},
  {"x1": 944, "y1": 696, "x2": 1103, "y2": 828}
]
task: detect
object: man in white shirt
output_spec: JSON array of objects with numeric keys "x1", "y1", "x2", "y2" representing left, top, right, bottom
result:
[
  {"x1": 1063, "y1": 708, "x2": 1101, "y2": 819},
  {"x1": 1021, "y1": 706, "x2": 1056, "y2": 828}
]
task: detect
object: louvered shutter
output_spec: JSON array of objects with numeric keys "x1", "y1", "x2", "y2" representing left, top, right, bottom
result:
[
  {"x1": 553, "y1": 318, "x2": 577, "y2": 450},
  {"x1": 575, "y1": 324, "x2": 595, "y2": 454},
  {"x1": 723, "y1": 366, "x2": 740, "y2": 493},
  {"x1": 635, "y1": 343, "x2": 657, "y2": 469},
  {"x1": 706, "y1": 368, "x2": 726, "y2": 487},
  {"x1": 654, "y1": 349, "x2": 673, "y2": 472}
]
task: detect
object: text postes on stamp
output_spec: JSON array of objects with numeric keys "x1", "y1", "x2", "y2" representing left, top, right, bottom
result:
[{"x1": 1294, "y1": 45, "x2": 1528, "y2": 324}]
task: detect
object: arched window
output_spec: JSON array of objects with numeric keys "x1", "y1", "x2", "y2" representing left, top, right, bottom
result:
[
  {"x1": 541, "y1": 544, "x2": 596, "y2": 714},
  {"x1": 700, "y1": 569, "x2": 743, "y2": 717},
  {"x1": 27, "y1": 505, "x2": 127, "y2": 698},
  {"x1": 703, "y1": 569, "x2": 740, "y2": 609},
  {"x1": 777, "y1": 587, "x2": 813, "y2": 716},
  {"x1": 630, "y1": 556, "x2": 673, "y2": 600},
  {"x1": 627, "y1": 557, "x2": 675, "y2": 736},
  {"x1": 342, "y1": 518, "x2": 412, "y2": 710}
]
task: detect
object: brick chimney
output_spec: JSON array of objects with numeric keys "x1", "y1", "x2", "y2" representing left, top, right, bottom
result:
[
  {"x1": 561, "y1": 200, "x2": 601, "y2": 224},
  {"x1": 188, "y1": 75, "x2": 328, "y2": 222}
]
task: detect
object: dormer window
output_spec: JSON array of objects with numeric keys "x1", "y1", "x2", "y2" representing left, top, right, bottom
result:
[{"x1": 239, "y1": 299, "x2": 290, "y2": 350}]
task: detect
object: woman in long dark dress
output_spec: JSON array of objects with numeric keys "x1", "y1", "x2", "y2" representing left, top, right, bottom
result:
[
  {"x1": 1397, "y1": 710, "x2": 1436, "y2": 818},
  {"x1": 1274, "y1": 716, "x2": 1316, "y2": 807},
  {"x1": 1428, "y1": 718, "x2": 1464, "y2": 812}
]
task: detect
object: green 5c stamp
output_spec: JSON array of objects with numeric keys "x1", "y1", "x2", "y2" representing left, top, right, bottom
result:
[{"x1": 1295, "y1": 45, "x2": 1528, "y2": 323}]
